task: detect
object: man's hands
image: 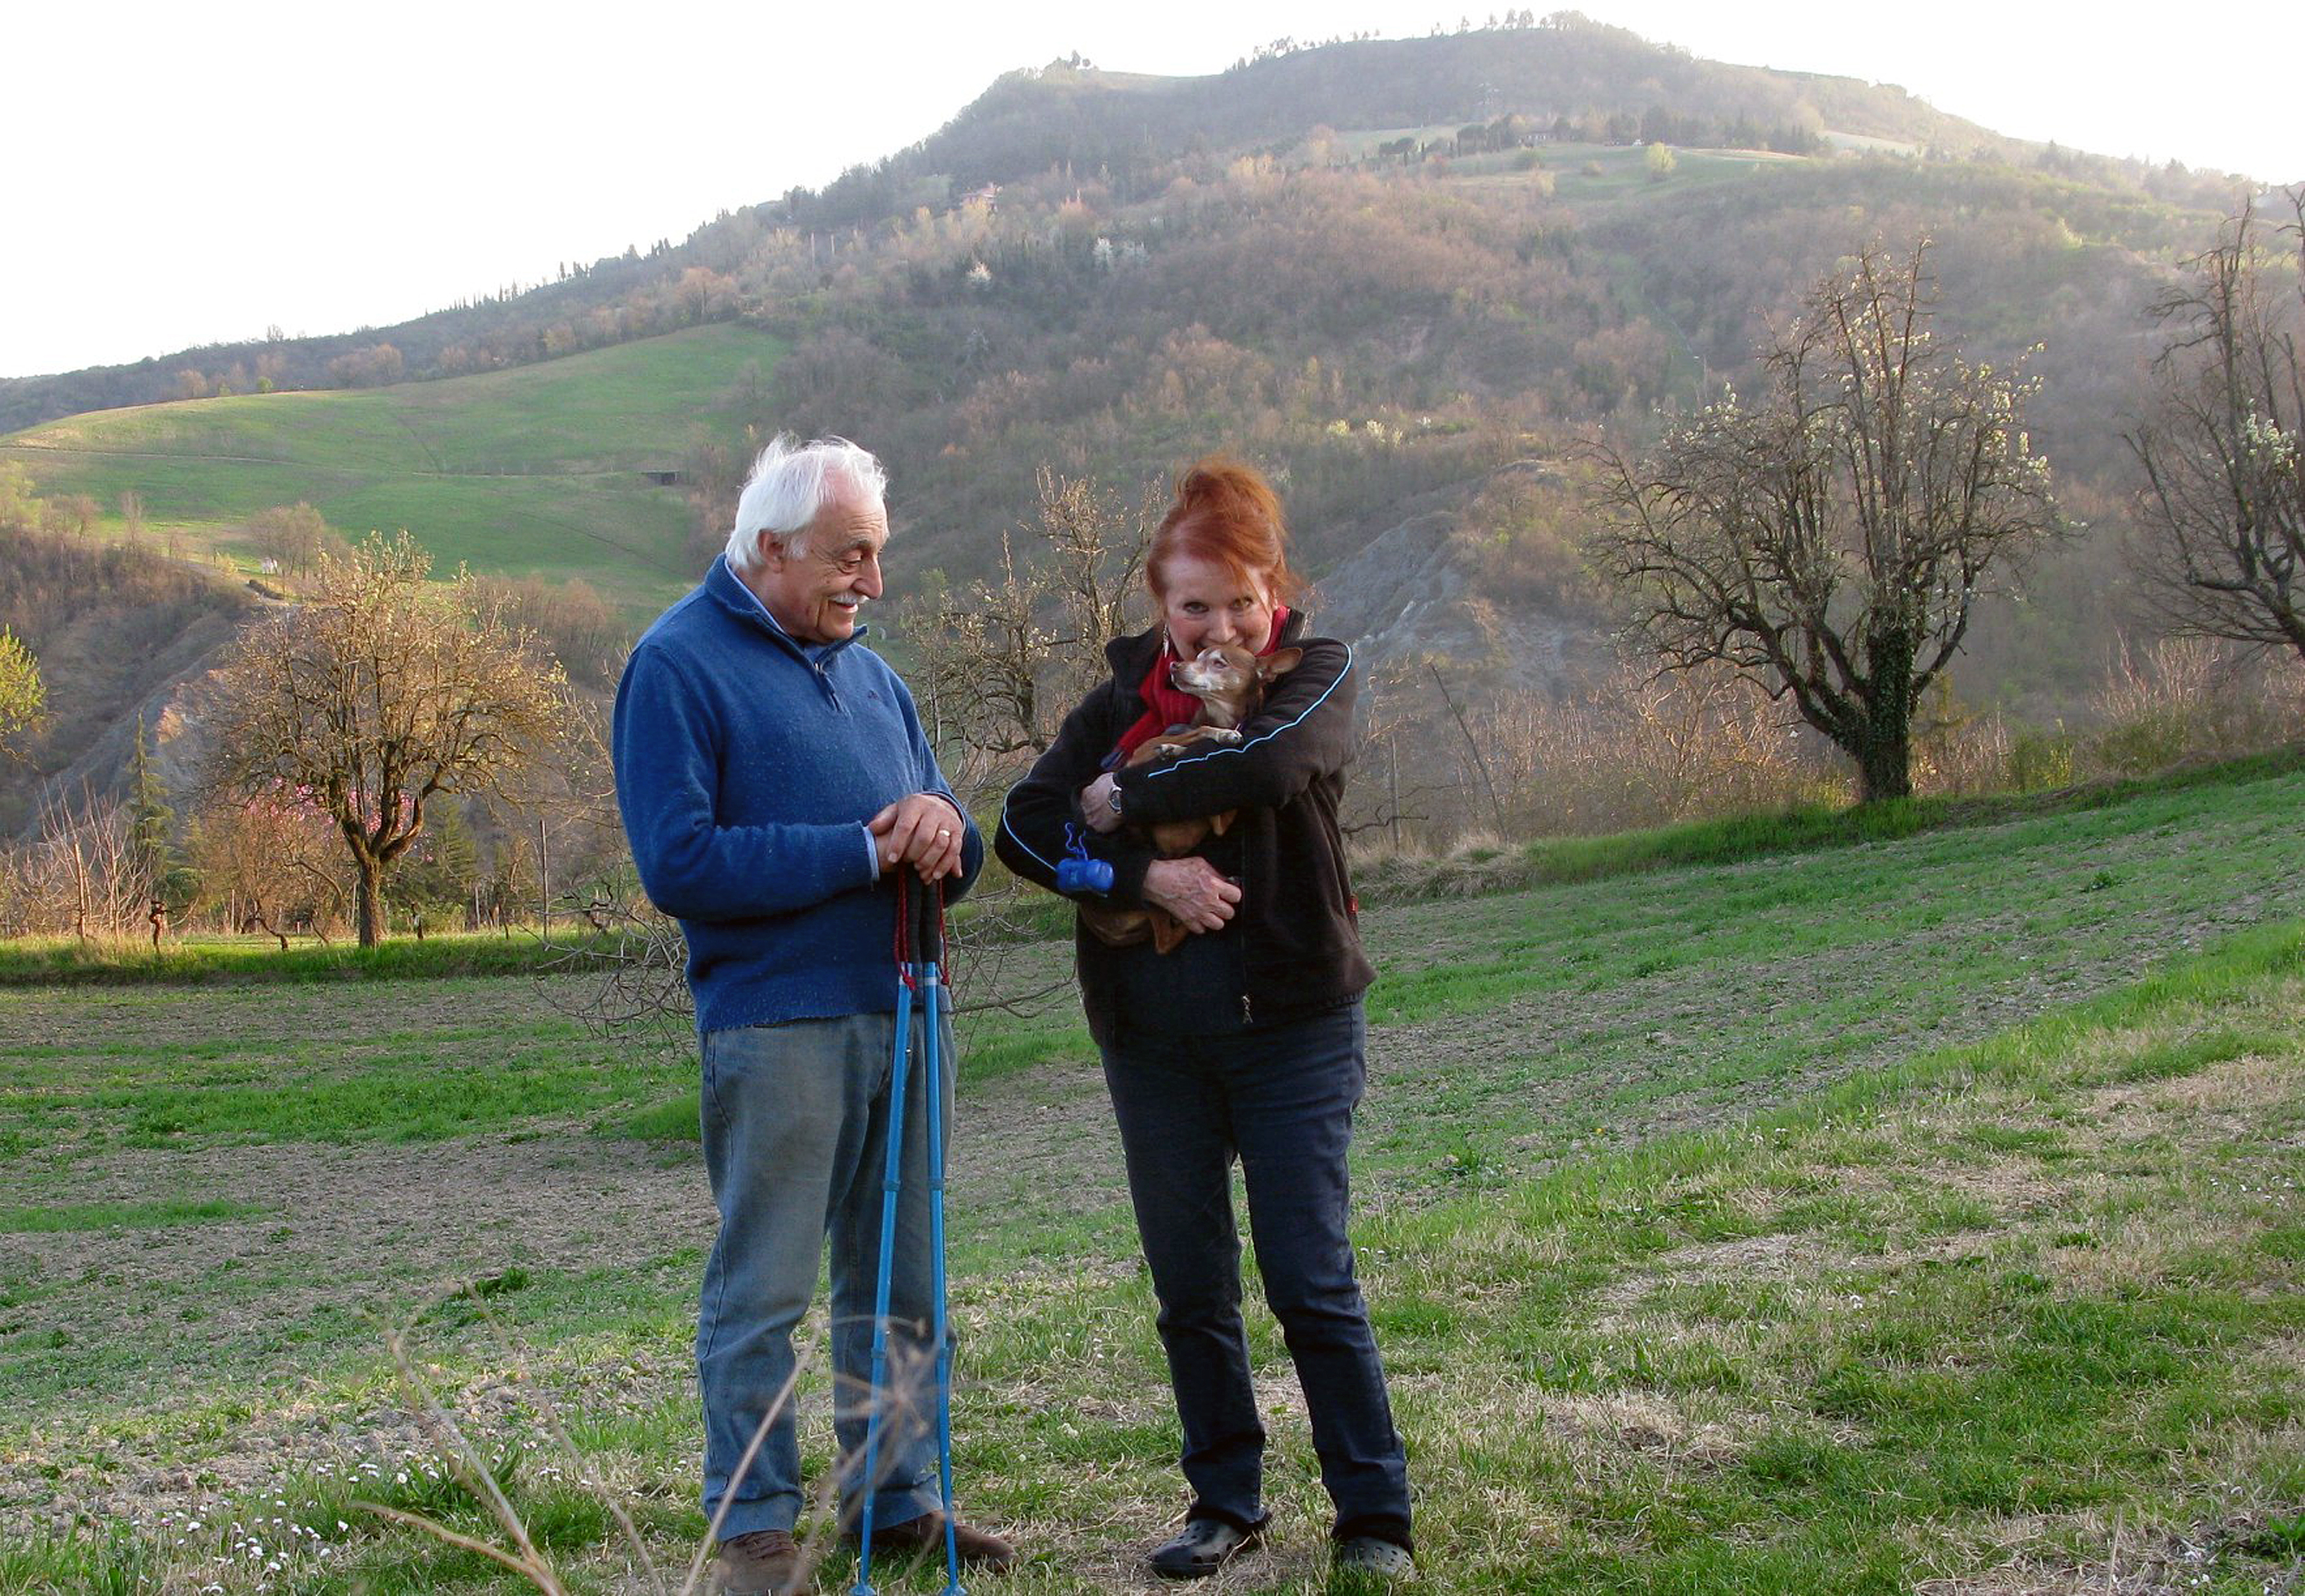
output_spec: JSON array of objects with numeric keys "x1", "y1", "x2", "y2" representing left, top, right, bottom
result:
[
  {"x1": 869, "y1": 793, "x2": 965, "y2": 881},
  {"x1": 1141, "y1": 857, "x2": 1239, "y2": 934}
]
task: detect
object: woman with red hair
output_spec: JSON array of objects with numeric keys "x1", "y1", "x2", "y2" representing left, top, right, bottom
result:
[{"x1": 998, "y1": 458, "x2": 1413, "y2": 1581}]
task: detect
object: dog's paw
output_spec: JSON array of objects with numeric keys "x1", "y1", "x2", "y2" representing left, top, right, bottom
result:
[{"x1": 1203, "y1": 727, "x2": 1243, "y2": 743}]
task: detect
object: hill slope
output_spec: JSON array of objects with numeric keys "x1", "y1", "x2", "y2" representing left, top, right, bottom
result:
[{"x1": 1, "y1": 325, "x2": 784, "y2": 613}]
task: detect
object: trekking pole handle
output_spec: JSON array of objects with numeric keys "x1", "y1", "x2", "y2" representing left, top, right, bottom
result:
[{"x1": 902, "y1": 870, "x2": 945, "y2": 968}]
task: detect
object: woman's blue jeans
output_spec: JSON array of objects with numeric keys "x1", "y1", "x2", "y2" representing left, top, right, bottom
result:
[
  {"x1": 1100, "y1": 1000, "x2": 1411, "y2": 1543},
  {"x1": 695, "y1": 1011, "x2": 948, "y2": 1538}
]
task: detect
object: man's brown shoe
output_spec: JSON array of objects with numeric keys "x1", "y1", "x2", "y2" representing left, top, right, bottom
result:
[
  {"x1": 856, "y1": 1511, "x2": 1016, "y2": 1570},
  {"x1": 712, "y1": 1528, "x2": 802, "y2": 1595}
]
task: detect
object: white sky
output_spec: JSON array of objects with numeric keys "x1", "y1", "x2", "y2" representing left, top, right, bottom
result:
[{"x1": 5, "y1": 1, "x2": 2299, "y2": 382}]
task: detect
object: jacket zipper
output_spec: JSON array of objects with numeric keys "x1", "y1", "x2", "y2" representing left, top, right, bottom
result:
[{"x1": 1235, "y1": 882, "x2": 1254, "y2": 1027}]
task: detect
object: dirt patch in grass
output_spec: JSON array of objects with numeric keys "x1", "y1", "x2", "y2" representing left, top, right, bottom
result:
[
  {"x1": 1591, "y1": 1231, "x2": 1844, "y2": 1319},
  {"x1": 2082, "y1": 1052, "x2": 2295, "y2": 1148},
  {"x1": 3, "y1": 1135, "x2": 716, "y2": 1361},
  {"x1": 1538, "y1": 1390, "x2": 1749, "y2": 1468},
  {"x1": 1919, "y1": 1158, "x2": 2069, "y2": 1215},
  {"x1": 0, "y1": 1130, "x2": 714, "y2": 1538},
  {"x1": 0, "y1": 1053, "x2": 1149, "y2": 1544},
  {"x1": 1911, "y1": 1506, "x2": 2295, "y2": 1596}
]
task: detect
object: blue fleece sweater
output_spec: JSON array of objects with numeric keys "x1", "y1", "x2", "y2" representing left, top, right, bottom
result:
[{"x1": 612, "y1": 556, "x2": 981, "y2": 1034}]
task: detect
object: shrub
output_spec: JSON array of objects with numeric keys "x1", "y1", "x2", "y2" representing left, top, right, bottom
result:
[{"x1": 2080, "y1": 637, "x2": 2305, "y2": 777}]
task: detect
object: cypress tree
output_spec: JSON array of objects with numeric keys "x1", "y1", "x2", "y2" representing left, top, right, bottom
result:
[
  {"x1": 128, "y1": 713, "x2": 199, "y2": 914},
  {"x1": 127, "y1": 713, "x2": 175, "y2": 880}
]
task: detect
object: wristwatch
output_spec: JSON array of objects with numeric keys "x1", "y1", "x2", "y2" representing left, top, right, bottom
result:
[{"x1": 1107, "y1": 784, "x2": 1125, "y2": 820}]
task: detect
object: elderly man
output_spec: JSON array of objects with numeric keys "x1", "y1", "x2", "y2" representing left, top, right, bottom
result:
[{"x1": 613, "y1": 435, "x2": 1013, "y2": 1595}]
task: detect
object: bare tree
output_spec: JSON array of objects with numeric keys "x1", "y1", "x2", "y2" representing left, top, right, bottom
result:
[
  {"x1": 489, "y1": 691, "x2": 629, "y2": 941},
  {"x1": 246, "y1": 502, "x2": 353, "y2": 575},
  {"x1": 1591, "y1": 239, "x2": 2060, "y2": 801},
  {"x1": 540, "y1": 888, "x2": 694, "y2": 1045},
  {"x1": 889, "y1": 468, "x2": 1153, "y2": 1017},
  {"x1": 187, "y1": 793, "x2": 348, "y2": 946},
  {"x1": 26, "y1": 788, "x2": 154, "y2": 943},
  {"x1": 1339, "y1": 660, "x2": 1442, "y2": 845},
  {"x1": 2127, "y1": 187, "x2": 2305, "y2": 662},
  {"x1": 901, "y1": 467, "x2": 1152, "y2": 795},
  {"x1": 204, "y1": 531, "x2": 569, "y2": 946}
]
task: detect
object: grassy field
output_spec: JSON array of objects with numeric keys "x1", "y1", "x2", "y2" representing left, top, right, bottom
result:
[
  {"x1": 0, "y1": 326, "x2": 786, "y2": 617},
  {"x1": 2, "y1": 763, "x2": 2301, "y2": 1591},
  {"x1": 0, "y1": 929, "x2": 604, "y2": 988},
  {"x1": 1435, "y1": 139, "x2": 1804, "y2": 201}
]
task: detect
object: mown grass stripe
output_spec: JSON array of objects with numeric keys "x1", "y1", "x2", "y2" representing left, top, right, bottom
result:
[{"x1": 0, "y1": 1199, "x2": 267, "y2": 1233}]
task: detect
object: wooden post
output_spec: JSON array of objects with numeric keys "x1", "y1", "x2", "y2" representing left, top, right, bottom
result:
[{"x1": 1387, "y1": 735, "x2": 1402, "y2": 847}]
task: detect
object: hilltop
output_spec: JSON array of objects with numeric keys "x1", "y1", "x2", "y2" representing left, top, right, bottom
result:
[{"x1": 835, "y1": 20, "x2": 2016, "y2": 209}]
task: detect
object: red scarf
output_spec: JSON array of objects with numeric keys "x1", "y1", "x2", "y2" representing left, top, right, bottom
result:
[{"x1": 1113, "y1": 607, "x2": 1291, "y2": 760}]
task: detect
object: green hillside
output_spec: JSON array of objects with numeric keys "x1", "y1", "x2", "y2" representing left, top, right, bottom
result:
[{"x1": 0, "y1": 325, "x2": 785, "y2": 614}]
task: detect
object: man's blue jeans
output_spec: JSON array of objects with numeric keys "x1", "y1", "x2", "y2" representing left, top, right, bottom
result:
[
  {"x1": 696, "y1": 1010, "x2": 949, "y2": 1537},
  {"x1": 1099, "y1": 1001, "x2": 1412, "y2": 1545}
]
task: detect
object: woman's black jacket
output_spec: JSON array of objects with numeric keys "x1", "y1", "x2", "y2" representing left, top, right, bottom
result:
[{"x1": 995, "y1": 614, "x2": 1375, "y2": 1042}]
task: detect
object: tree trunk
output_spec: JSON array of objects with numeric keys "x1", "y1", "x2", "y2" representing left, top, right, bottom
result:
[
  {"x1": 1855, "y1": 724, "x2": 1912, "y2": 803},
  {"x1": 354, "y1": 855, "x2": 386, "y2": 947},
  {"x1": 1855, "y1": 626, "x2": 1916, "y2": 803}
]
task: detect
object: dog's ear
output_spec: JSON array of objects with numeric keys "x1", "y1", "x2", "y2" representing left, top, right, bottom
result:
[{"x1": 1260, "y1": 647, "x2": 1304, "y2": 680}]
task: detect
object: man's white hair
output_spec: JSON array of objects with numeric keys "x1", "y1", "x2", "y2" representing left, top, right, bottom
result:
[{"x1": 724, "y1": 434, "x2": 888, "y2": 573}]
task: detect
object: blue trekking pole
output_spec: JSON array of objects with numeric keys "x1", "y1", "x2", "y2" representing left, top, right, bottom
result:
[{"x1": 853, "y1": 872, "x2": 964, "y2": 1596}]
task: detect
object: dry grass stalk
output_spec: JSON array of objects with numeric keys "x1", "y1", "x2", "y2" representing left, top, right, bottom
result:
[
  {"x1": 356, "y1": 1320, "x2": 573, "y2": 1594},
  {"x1": 357, "y1": 1287, "x2": 956, "y2": 1596}
]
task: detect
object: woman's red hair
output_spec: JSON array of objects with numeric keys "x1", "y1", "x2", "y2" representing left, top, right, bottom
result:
[{"x1": 1147, "y1": 455, "x2": 1307, "y2": 605}]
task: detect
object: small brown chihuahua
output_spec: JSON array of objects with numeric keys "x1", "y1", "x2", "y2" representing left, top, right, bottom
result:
[{"x1": 1081, "y1": 643, "x2": 1303, "y2": 953}]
